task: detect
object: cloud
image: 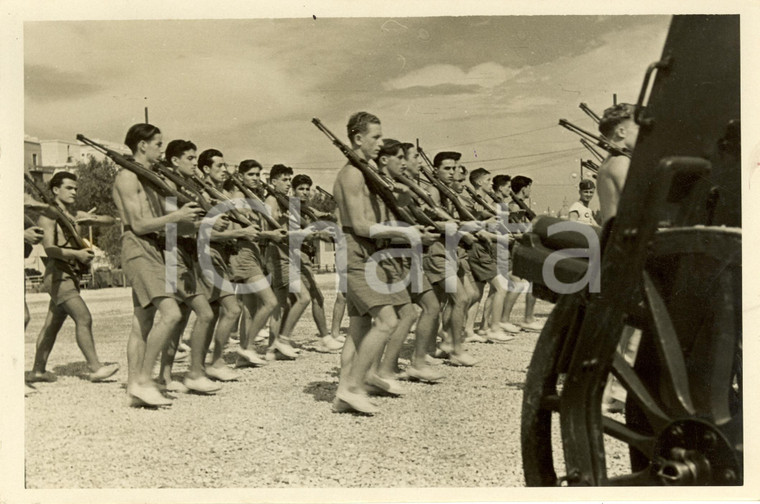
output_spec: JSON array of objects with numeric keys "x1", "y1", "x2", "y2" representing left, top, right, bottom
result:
[
  {"x1": 24, "y1": 64, "x2": 105, "y2": 102},
  {"x1": 384, "y1": 62, "x2": 520, "y2": 91}
]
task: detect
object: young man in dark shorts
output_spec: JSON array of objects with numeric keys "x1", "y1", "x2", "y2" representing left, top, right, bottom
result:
[
  {"x1": 373, "y1": 139, "x2": 443, "y2": 383},
  {"x1": 113, "y1": 123, "x2": 205, "y2": 406},
  {"x1": 156, "y1": 140, "x2": 230, "y2": 394},
  {"x1": 229, "y1": 159, "x2": 283, "y2": 367},
  {"x1": 332, "y1": 112, "x2": 433, "y2": 414},
  {"x1": 28, "y1": 171, "x2": 120, "y2": 384},
  {"x1": 290, "y1": 173, "x2": 344, "y2": 354}
]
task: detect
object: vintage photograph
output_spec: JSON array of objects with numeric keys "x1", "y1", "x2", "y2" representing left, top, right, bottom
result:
[{"x1": 3, "y1": 2, "x2": 753, "y2": 502}]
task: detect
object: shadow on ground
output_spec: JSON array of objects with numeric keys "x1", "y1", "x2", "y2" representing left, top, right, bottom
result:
[{"x1": 303, "y1": 381, "x2": 337, "y2": 403}]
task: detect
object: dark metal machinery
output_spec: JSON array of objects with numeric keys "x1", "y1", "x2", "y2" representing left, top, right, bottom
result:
[{"x1": 517, "y1": 15, "x2": 741, "y2": 486}]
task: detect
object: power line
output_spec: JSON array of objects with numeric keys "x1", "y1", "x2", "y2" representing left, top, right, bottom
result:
[
  {"x1": 461, "y1": 146, "x2": 582, "y2": 164},
  {"x1": 427, "y1": 124, "x2": 558, "y2": 150}
]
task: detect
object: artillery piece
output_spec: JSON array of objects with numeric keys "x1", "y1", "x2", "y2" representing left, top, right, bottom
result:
[{"x1": 515, "y1": 15, "x2": 741, "y2": 486}]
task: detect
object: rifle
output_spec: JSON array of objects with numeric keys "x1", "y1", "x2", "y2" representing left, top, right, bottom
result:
[
  {"x1": 416, "y1": 142, "x2": 481, "y2": 223},
  {"x1": 579, "y1": 102, "x2": 601, "y2": 124},
  {"x1": 227, "y1": 174, "x2": 282, "y2": 231},
  {"x1": 464, "y1": 186, "x2": 497, "y2": 217},
  {"x1": 315, "y1": 186, "x2": 334, "y2": 201},
  {"x1": 263, "y1": 182, "x2": 323, "y2": 225},
  {"x1": 153, "y1": 163, "x2": 213, "y2": 213},
  {"x1": 312, "y1": 118, "x2": 423, "y2": 228},
  {"x1": 77, "y1": 134, "x2": 198, "y2": 209},
  {"x1": 189, "y1": 174, "x2": 255, "y2": 228},
  {"x1": 558, "y1": 119, "x2": 631, "y2": 158},
  {"x1": 24, "y1": 172, "x2": 91, "y2": 274},
  {"x1": 580, "y1": 138, "x2": 606, "y2": 163}
]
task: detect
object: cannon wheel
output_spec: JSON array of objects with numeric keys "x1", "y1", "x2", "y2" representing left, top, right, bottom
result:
[{"x1": 521, "y1": 227, "x2": 742, "y2": 486}]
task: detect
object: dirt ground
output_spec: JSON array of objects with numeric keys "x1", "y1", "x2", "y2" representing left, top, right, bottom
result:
[{"x1": 23, "y1": 275, "x2": 623, "y2": 489}]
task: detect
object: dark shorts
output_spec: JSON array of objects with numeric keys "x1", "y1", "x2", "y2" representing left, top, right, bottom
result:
[
  {"x1": 199, "y1": 243, "x2": 237, "y2": 303},
  {"x1": 264, "y1": 243, "x2": 291, "y2": 291},
  {"x1": 122, "y1": 231, "x2": 176, "y2": 309},
  {"x1": 230, "y1": 241, "x2": 266, "y2": 283},
  {"x1": 42, "y1": 259, "x2": 82, "y2": 306},
  {"x1": 395, "y1": 256, "x2": 433, "y2": 303},
  {"x1": 344, "y1": 232, "x2": 411, "y2": 317},
  {"x1": 468, "y1": 240, "x2": 498, "y2": 283},
  {"x1": 423, "y1": 241, "x2": 466, "y2": 285},
  {"x1": 167, "y1": 238, "x2": 204, "y2": 302}
]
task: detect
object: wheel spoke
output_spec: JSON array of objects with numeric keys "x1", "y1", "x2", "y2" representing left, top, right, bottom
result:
[
  {"x1": 642, "y1": 271, "x2": 695, "y2": 416},
  {"x1": 686, "y1": 273, "x2": 739, "y2": 424},
  {"x1": 602, "y1": 417, "x2": 656, "y2": 459},
  {"x1": 611, "y1": 353, "x2": 672, "y2": 431},
  {"x1": 604, "y1": 468, "x2": 654, "y2": 486}
]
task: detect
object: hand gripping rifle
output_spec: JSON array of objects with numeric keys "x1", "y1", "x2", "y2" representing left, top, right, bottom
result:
[
  {"x1": 557, "y1": 119, "x2": 631, "y2": 159},
  {"x1": 24, "y1": 172, "x2": 91, "y2": 275},
  {"x1": 312, "y1": 118, "x2": 424, "y2": 229}
]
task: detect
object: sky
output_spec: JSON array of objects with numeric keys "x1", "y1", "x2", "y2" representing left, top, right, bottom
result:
[{"x1": 24, "y1": 15, "x2": 671, "y2": 212}]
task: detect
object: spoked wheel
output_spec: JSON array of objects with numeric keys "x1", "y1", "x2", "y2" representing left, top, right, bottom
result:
[{"x1": 521, "y1": 227, "x2": 742, "y2": 486}]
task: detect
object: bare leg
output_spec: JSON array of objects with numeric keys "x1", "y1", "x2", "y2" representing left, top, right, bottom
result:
[
  {"x1": 30, "y1": 300, "x2": 67, "y2": 378},
  {"x1": 209, "y1": 295, "x2": 241, "y2": 369},
  {"x1": 241, "y1": 286, "x2": 277, "y2": 351},
  {"x1": 137, "y1": 297, "x2": 182, "y2": 386},
  {"x1": 330, "y1": 291, "x2": 346, "y2": 338},
  {"x1": 311, "y1": 288, "x2": 329, "y2": 338},
  {"x1": 159, "y1": 305, "x2": 191, "y2": 385},
  {"x1": 524, "y1": 289, "x2": 537, "y2": 323},
  {"x1": 126, "y1": 304, "x2": 155, "y2": 392}
]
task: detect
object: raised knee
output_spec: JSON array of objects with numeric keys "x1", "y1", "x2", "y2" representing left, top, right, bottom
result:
[
  {"x1": 374, "y1": 314, "x2": 399, "y2": 334},
  {"x1": 161, "y1": 306, "x2": 184, "y2": 327}
]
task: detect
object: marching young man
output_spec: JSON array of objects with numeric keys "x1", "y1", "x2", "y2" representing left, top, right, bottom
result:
[
  {"x1": 113, "y1": 123, "x2": 204, "y2": 406},
  {"x1": 333, "y1": 112, "x2": 429, "y2": 414},
  {"x1": 28, "y1": 171, "x2": 120, "y2": 384}
]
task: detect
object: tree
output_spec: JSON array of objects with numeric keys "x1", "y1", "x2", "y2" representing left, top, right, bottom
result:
[{"x1": 72, "y1": 157, "x2": 122, "y2": 267}]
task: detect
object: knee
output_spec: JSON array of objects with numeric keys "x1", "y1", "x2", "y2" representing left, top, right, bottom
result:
[
  {"x1": 195, "y1": 305, "x2": 214, "y2": 325},
  {"x1": 374, "y1": 312, "x2": 399, "y2": 335},
  {"x1": 76, "y1": 311, "x2": 93, "y2": 328},
  {"x1": 224, "y1": 303, "x2": 242, "y2": 321},
  {"x1": 160, "y1": 305, "x2": 184, "y2": 328}
]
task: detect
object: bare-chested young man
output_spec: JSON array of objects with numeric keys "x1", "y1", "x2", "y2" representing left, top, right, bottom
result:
[
  {"x1": 155, "y1": 140, "x2": 230, "y2": 394},
  {"x1": 332, "y1": 112, "x2": 426, "y2": 414},
  {"x1": 229, "y1": 159, "x2": 284, "y2": 366},
  {"x1": 113, "y1": 123, "x2": 204, "y2": 406},
  {"x1": 597, "y1": 103, "x2": 639, "y2": 225},
  {"x1": 28, "y1": 171, "x2": 120, "y2": 384},
  {"x1": 373, "y1": 139, "x2": 443, "y2": 384}
]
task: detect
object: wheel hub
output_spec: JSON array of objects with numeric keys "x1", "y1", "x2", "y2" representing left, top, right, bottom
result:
[{"x1": 652, "y1": 419, "x2": 741, "y2": 485}]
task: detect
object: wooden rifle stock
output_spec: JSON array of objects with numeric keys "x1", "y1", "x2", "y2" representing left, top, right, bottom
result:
[
  {"x1": 228, "y1": 174, "x2": 282, "y2": 230},
  {"x1": 76, "y1": 134, "x2": 197, "y2": 207},
  {"x1": 311, "y1": 118, "x2": 420, "y2": 227},
  {"x1": 189, "y1": 175, "x2": 254, "y2": 228},
  {"x1": 153, "y1": 164, "x2": 213, "y2": 213},
  {"x1": 24, "y1": 172, "x2": 90, "y2": 274}
]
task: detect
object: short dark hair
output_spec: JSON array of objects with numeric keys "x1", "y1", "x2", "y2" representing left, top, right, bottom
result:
[
  {"x1": 469, "y1": 167, "x2": 489, "y2": 186},
  {"x1": 291, "y1": 174, "x2": 312, "y2": 189},
  {"x1": 49, "y1": 171, "x2": 77, "y2": 191},
  {"x1": 400, "y1": 142, "x2": 415, "y2": 158},
  {"x1": 598, "y1": 103, "x2": 636, "y2": 139},
  {"x1": 270, "y1": 164, "x2": 293, "y2": 180},
  {"x1": 579, "y1": 179, "x2": 596, "y2": 190},
  {"x1": 346, "y1": 112, "x2": 381, "y2": 143},
  {"x1": 124, "y1": 123, "x2": 161, "y2": 154},
  {"x1": 238, "y1": 159, "x2": 263, "y2": 174},
  {"x1": 511, "y1": 175, "x2": 533, "y2": 194},
  {"x1": 433, "y1": 151, "x2": 461, "y2": 168},
  {"x1": 198, "y1": 149, "x2": 223, "y2": 171},
  {"x1": 492, "y1": 174, "x2": 511, "y2": 192},
  {"x1": 376, "y1": 138, "x2": 403, "y2": 160},
  {"x1": 165, "y1": 140, "x2": 197, "y2": 166}
]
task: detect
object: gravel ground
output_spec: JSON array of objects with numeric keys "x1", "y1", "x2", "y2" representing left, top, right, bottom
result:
[{"x1": 23, "y1": 275, "x2": 627, "y2": 488}]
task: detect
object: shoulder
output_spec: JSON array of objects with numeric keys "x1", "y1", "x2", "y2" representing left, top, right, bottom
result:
[{"x1": 114, "y1": 168, "x2": 140, "y2": 189}]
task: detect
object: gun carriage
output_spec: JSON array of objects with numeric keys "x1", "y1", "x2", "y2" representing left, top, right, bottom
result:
[{"x1": 515, "y1": 15, "x2": 741, "y2": 486}]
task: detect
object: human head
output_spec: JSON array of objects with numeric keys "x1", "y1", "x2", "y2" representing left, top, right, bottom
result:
[
  {"x1": 401, "y1": 142, "x2": 421, "y2": 177},
  {"x1": 433, "y1": 151, "x2": 461, "y2": 184},
  {"x1": 492, "y1": 174, "x2": 512, "y2": 196},
  {"x1": 376, "y1": 139, "x2": 406, "y2": 179},
  {"x1": 598, "y1": 103, "x2": 639, "y2": 150},
  {"x1": 198, "y1": 148, "x2": 227, "y2": 184},
  {"x1": 124, "y1": 123, "x2": 162, "y2": 163},
  {"x1": 511, "y1": 175, "x2": 533, "y2": 197},
  {"x1": 49, "y1": 171, "x2": 78, "y2": 204},
  {"x1": 291, "y1": 174, "x2": 313, "y2": 202},
  {"x1": 452, "y1": 165, "x2": 468, "y2": 193},
  {"x1": 579, "y1": 178, "x2": 596, "y2": 203},
  {"x1": 346, "y1": 111, "x2": 383, "y2": 161},
  {"x1": 165, "y1": 139, "x2": 198, "y2": 177},
  {"x1": 469, "y1": 167, "x2": 490, "y2": 189},
  {"x1": 238, "y1": 159, "x2": 263, "y2": 189},
  {"x1": 270, "y1": 164, "x2": 293, "y2": 193}
]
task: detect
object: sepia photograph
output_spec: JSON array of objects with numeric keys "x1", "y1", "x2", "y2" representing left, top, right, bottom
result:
[{"x1": 2, "y1": 1, "x2": 757, "y2": 503}]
